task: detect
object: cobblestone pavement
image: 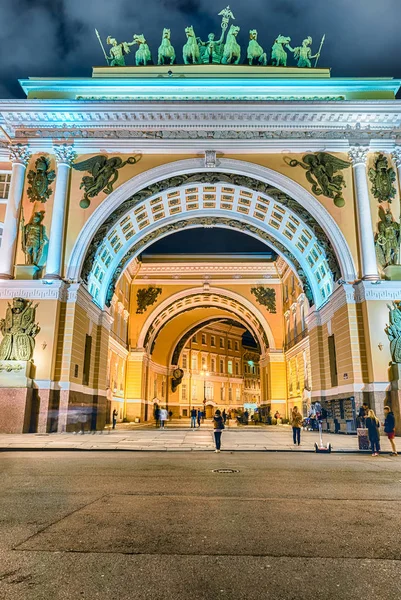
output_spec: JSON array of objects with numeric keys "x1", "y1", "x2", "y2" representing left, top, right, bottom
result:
[{"x1": 0, "y1": 424, "x2": 398, "y2": 453}]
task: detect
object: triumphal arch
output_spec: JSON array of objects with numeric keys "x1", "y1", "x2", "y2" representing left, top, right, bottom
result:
[{"x1": 0, "y1": 10, "x2": 400, "y2": 433}]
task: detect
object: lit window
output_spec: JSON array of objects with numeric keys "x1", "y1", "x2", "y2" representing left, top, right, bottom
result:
[
  {"x1": 228, "y1": 360, "x2": 233, "y2": 374},
  {"x1": 182, "y1": 384, "x2": 187, "y2": 400},
  {"x1": 0, "y1": 173, "x2": 11, "y2": 200},
  {"x1": 211, "y1": 358, "x2": 216, "y2": 372},
  {"x1": 236, "y1": 388, "x2": 240, "y2": 401},
  {"x1": 182, "y1": 354, "x2": 188, "y2": 369},
  {"x1": 192, "y1": 384, "x2": 197, "y2": 400},
  {"x1": 192, "y1": 355, "x2": 198, "y2": 370}
]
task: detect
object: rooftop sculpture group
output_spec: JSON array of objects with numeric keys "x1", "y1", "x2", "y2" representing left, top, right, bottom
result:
[{"x1": 96, "y1": 6, "x2": 324, "y2": 68}]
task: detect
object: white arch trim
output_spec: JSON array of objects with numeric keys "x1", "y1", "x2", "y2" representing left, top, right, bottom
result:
[
  {"x1": 137, "y1": 286, "x2": 276, "y2": 351},
  {"x1": 167, "y1": 314, "x2": 254, "y2": 366},
  {"x1": 67, "y1": 157, "x2": 357, "y2": 285}
]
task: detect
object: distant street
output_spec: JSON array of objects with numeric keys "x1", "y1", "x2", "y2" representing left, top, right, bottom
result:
[{"x1": 1, "y1": 451, "x2": 401, "y2": 600}]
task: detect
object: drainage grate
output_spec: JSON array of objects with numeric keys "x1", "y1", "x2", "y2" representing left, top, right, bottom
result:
[{"x1": 212, "y1": 469, "x2": 240, "y2": 474}]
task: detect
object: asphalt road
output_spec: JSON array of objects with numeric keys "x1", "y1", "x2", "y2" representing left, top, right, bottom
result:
[{"x1": 1, "y1": 451, "x2": 401, "y2": 600}]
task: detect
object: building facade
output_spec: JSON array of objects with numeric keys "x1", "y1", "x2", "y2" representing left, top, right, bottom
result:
[{"x1": 0, "y1": 59, "x2": 401, "y2": 433}]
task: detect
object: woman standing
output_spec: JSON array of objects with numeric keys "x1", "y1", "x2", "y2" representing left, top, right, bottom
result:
[
  {"x1": 213, "y1": 409, "x2": 225, "y2": 453},
  {"x1": 366, "y1": 409, "x2": 381, "y2": 456},
  {"x1": 291, "y1": 406, "x2": 303, "y2": 446}
]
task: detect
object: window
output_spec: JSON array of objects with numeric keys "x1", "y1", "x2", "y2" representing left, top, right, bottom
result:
[
  {"x1": 192, "y1": 335, "x2": 197, "y2": 343},
  {"x1": 182, "y1": 384, "x2": 187, "y2": 400},
  {"x1": 161, "y1": 380, "x2": 165, "y2": 397},
  {"x1": 236, "y1": 388, "x2": 240, "y2": 401},
  {"x1": 201, "y1": 333, "x2": 207, "y2": 345},
  {"x1": 192, "y1": 384, "x2": 197, "y2": 400},
  {"x1": 154, "y1": 377, "x2": 157, "y2": 397},
  {"x1": 228, "y1": 387, "x2": 232, "y2": 401},
  {"x1": 191, "y1": 355, "x2": 198, "y2": 370},
  {"x1": 0, "y1": 172, "x2": 11, "y2": 200},
  {"x1": 234, "y1": 341, "x2": 239, "y2": 352},
  {"x1": 206, "y1": 383, "x2": 213, "y2": 400},
  {"x1": 201, "y1": 356, "x2": 207, "y2": 369},
  {"x1": 235, "y1": 362, "x2": 239, "y2": 376},
  {"x1": 82, "y1": 334, "x2": 92, "y2": 386},
  {"x1": 211, "y1": 357, "x2": 216, "y2": 372},
  {"x1": 220, "y1": 359, "x2": 224, "y2": 374},
  {"x1": 220, "y1": 338, "x2": 224, "y2": 349},
  {"x1": 211, "y1": 335, "x2": 216, "y2": 347},
  {"x1": 220, "y1": 386, "x2": 225, "y2": 401},
  {"x1": 227, "y1": 339, "x2": 232, "y2": 350},
  {"x1": 227, "y1": 360, "x2": 233, "y2": 374},
  {"x1": 182, "y1": 354, "x2": 188, "y2": 369}
]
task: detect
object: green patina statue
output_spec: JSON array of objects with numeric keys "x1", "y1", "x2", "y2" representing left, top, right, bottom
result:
[
  {"x1": 247, "y1": 30, "x2": 267, "y2": 66},
  {"x1": 285, "y1": 153, "x2": 351, "y2": 207},
  {"x1": 386, "y1": 302, "x2": 401, "y2": 363},
  {"x1": 136, "y1": 287, "x2": 162, "y2": 314},
  {"x1": 72, "y1": 154, "x2": 140, "y2": 209},
  {"x1": 183, "y1": 26, "x2": 201, "y2": 64},
  {"x1": 369, "y1": 153, "x2": 397, "y2": 203},
  {"x1": 271, "y1": 35, "x2": 294, "y2": 67},
  {"x1": 0, "y1": 298, "x2": 40, "y2": 362},
  {"x1": 375, "y1": 207, "x2": 400, "y2": 270},
  {"x1": 251, "y1": 286, "x2": 277, "y2": 313},
  {"x1": 158, "y1": 28, "x2": 175, "y2": 65},
  {"x1": 21, "y1": 210, "x2": 48, "y2": 267},
  {"x1": 27, "y1": 156, "x2": 55, "y2": 204},
  {"x1": 293, "y1": 36, "x2": 321, "y2": 68},
  {"x1": 133, "y1": 34, "x2": 152, "y2": 66},
  {"x1": 106, "y1": 36, "x2": 135, "y2": 66},
  {"x1": 222, "y1": 24, "x2": 241, "y2": 64}
]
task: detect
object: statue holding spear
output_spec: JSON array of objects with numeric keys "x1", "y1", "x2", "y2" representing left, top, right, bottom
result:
[
  {"x1": 293, "y1": 34, "x2": 325, "y2": 68},
  {"x1": 95, "y1": 29, "x2": 135, "y2": 66}
]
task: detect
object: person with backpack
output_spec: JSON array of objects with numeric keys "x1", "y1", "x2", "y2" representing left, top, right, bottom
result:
[
  {"x1": 366, "y1": 409, "x2": 381, "y2": 456},
  {"x1": 383, "y1": 405, "x2": 397, "y2": 456},
  {"x1": 213, "y1": 409, "x2": 225, "y2": 452},
  {"x1": 190, "y1": 407, "x2": 197, "y2": 429}
]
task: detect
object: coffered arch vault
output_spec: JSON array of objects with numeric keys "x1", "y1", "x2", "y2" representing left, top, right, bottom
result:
[{"x1": 67, "y1": 158, "x2": 357, "y2": 310}]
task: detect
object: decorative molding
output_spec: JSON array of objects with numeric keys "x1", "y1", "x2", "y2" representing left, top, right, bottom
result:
[
  {"x1": 348, "y1": 146, "x2": 369, "y2": 166},
  {"x1": 391, "y1": 148, "x2": 401, "y2": 169},
  {"x1": 353, "y1": 280, "x2": 401, "y2": 303},
  {"x1": 204, "y1": 150, "x2": 218, "y2": 168},
  {"x1": 53, "y1": 144, "x2": 76, "y2": 166},
  {"x1": 0, "y1": 280, "x2": 68, "y2": 301}
]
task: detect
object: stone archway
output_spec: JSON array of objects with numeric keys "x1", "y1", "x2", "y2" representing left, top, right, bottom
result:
[{"x1": 67, "y1": 158, "x2": 357, "y2": 311}]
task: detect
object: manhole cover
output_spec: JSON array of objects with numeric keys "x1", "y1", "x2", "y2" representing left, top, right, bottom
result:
[{"x1": 212, "y1": 469, "x2": 240, "y2": 474}]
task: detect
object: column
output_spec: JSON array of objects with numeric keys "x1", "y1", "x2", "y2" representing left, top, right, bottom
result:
[
  {"x1": 44, "y1": 144, "x2": 76, "y2": 279},
  {"x1": 348, "y1": 147, "x2": 379, "y2": 280},
  {"x1": 0, "y1": 144, "x2": 31, "y2": 279}
]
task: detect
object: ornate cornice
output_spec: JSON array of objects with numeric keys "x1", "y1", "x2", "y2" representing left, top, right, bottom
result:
[
  {"x1": 8, "y1": 143, "x2": 30, "y2": 166},
  {"x1": 348, "y1": 146, "x2": 369, "y2": 166},
  {"x1": 53, "y1": 143, "x2": 76, "y2": 166},
  {"x1": 0, "y1": 279, "x2": 67, "y2": 301}
]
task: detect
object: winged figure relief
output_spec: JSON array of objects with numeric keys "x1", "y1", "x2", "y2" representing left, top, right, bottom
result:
[{"x1": 72, "y1": 154, "x2": 140, "y2": 208}]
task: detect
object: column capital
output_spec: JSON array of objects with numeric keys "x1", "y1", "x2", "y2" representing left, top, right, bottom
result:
[
  {"x1": 348, "y1": 146, "x2": 369, "y2": 167},
  {"x1": 391, "y1": 148, "x2": 401, "y2": 168},
  {"x1": 8, "y1": 143, "x2": 31, "y2": 166},
  {"x1": 53, "y1": 144, "x2": 76, "y2": 166}
]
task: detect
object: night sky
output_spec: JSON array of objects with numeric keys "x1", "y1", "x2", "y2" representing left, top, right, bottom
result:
[{"x1": 0, "y1": 0, "x2": 401, "y2": 98}]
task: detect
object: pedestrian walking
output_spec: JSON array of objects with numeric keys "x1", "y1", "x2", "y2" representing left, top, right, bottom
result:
[
  {"x1": 197, "y1": 409, "x2": 202, "y2": 428},
  {"x1": 160, "y1": 407, "x2": 168, "y2": 429},
  {"x1": 222, "y1": 409, "x2": 227, "y2": 424},
  {"x1": 190, "y1": 407, "x2": 197, "y2": 428},
  {"x1": 291, "y1": 406, "x2": 303, "y2": 446},
  {"x1": 213, "y1": 409, "x2": 225, "y2": 452},
  {"x1": 112, "y1": 408, "x2": 118, "y2": 430},
  {"x1": 154, "y1": 405, "x2": 160, "y2": 428},
  {"x1": 366, "y1": 409, "x2": 381, "y2": 456},
  {"x1": 383, "y1": 405, "x2": 397, "y2": 456}
]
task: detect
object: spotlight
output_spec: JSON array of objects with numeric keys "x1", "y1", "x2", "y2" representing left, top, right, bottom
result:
[{"x1": 167, "y1": 70, "x2": 173, "y2": 77}]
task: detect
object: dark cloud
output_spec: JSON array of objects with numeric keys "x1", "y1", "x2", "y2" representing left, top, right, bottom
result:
[{"x1": 0, "y1": 0, "x2": 400, "y2": 98}]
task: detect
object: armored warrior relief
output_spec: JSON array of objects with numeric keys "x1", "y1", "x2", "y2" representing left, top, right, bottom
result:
[
  {"x1": 21, "y1": 210, "x2": 48, "y2": 267},
  {"x1": 369, "y1": 153, "x2": 397, "y2": 203},
  {"x1": 0, "y1": 298, "x2": 40, "y2": 362},
  {"x1": 375, "y1": 208, "x2": 400, "y2": 270},
  {"x1": 27, "y1": 156, "x2": 55, "y2": 203},
  {"x1": 386, "y1": 302, "x2": 401, "y2": 364}
]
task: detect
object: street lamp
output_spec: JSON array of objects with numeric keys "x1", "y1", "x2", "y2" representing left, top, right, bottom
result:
[{"x1": 201, "y1": 367, "x2": 209, "y2": 417}]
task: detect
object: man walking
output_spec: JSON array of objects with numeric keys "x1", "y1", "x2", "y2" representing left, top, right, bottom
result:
[
  {"x1": 190, "y1": 407, "x2": 197, "y2": 429},
  {"x1": 197, "y1": 409, "x2": 202, "y2": 428},
  {"x1": 291, "y1": 406, "x2": 303, "y2": 446},
  {"x1": 384, "y1": 405, "x2": 398, "y2": 456},
  {"x1": 112, "y1": 408, "x2": 118, "y2": 430}
]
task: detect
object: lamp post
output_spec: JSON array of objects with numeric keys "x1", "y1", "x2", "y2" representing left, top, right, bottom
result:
[{"x1": 201, "y1": 367, "x2": 209, "y2": 418}]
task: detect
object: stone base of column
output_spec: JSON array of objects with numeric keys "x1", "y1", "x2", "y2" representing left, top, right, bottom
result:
[
  {"x1": 43, "y1": 273, "x2": 62, "y2": 280},
  {"x1": 0, "y1": 388, "x2": 34, "y2": 433},
  {"x1": 383, "y1": 265, "x2": 401, "y2": 281},
  {"x1": 362, "y1": 274, "x2": 380, "y2": 281},
  {"x1": 0, "y1": 273, "x2": 14, "y2": 280},
  {"x1": 15, "y1": 265, "x2": 42, "y2": 280}
]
